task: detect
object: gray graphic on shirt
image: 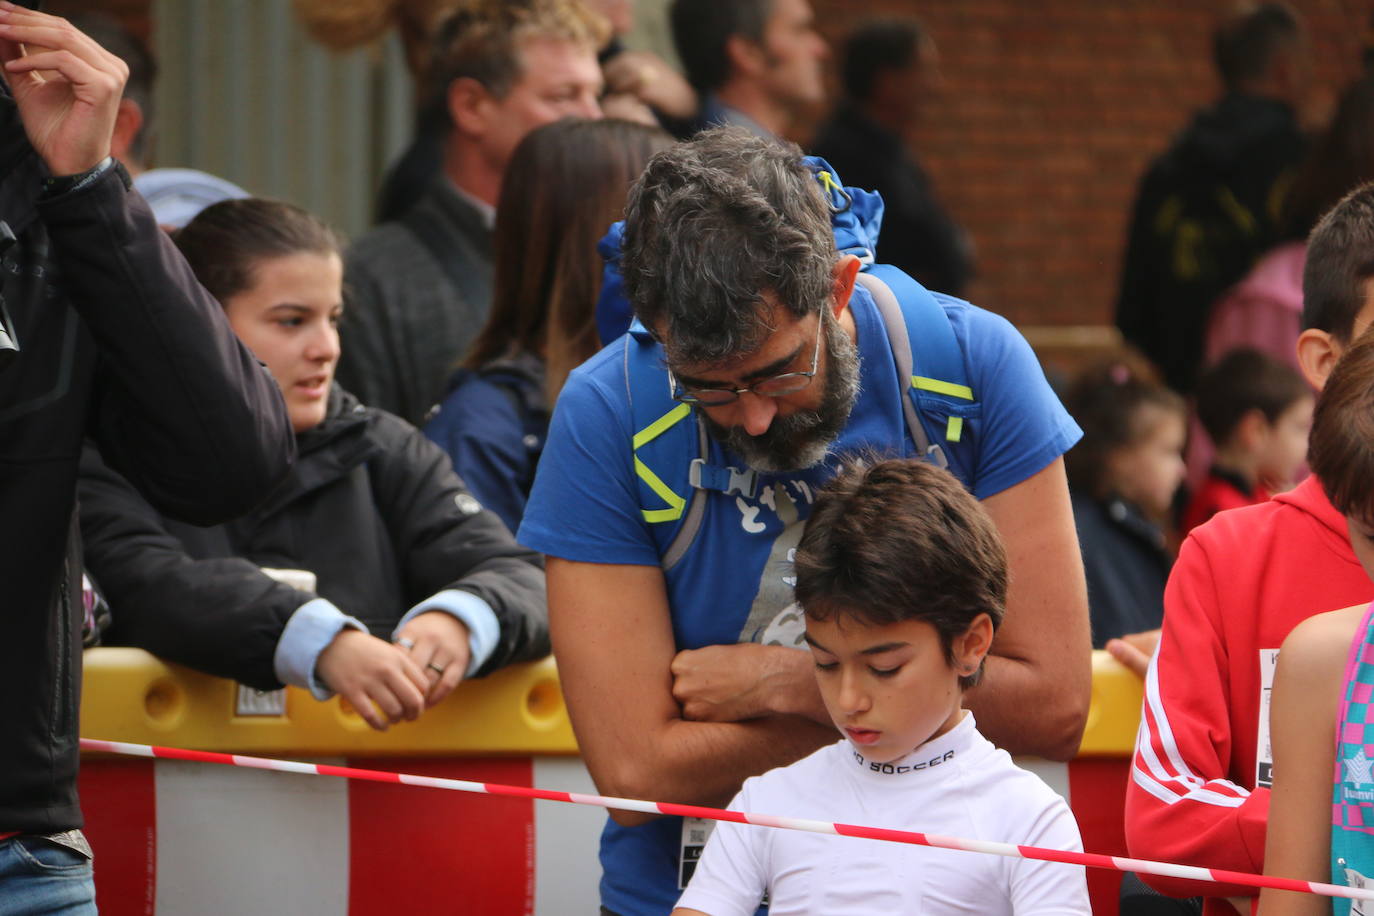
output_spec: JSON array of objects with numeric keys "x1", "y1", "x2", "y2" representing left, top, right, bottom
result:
[{"x1": 736, "y1": 480, "x2": 813, "y2": 648}]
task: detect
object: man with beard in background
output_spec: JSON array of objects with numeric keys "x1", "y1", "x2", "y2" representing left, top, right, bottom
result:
[{"x1": 517, "y1": 128, "x2": 1090, "y2": 916}]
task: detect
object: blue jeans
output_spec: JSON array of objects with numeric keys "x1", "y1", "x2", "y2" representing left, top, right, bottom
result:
[{"x1": 0, "y1": 833, "x2": 96, "y2": 915}]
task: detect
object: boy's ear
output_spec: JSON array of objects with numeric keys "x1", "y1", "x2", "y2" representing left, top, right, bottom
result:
[
  {"x1": 1296, "y1": 327, "x2": 1341, "y2": 391},
  {"x1": 953, "y1": 613, "x2": 995, "y2": 673},
  {"x1": 1234, "y1": 407, "x2": 1270, "y2": 450}
]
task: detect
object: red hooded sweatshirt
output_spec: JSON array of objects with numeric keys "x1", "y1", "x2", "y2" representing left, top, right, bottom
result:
[{"x1": 1126, "y1": 475, "x2": 1372, "y2": 913}]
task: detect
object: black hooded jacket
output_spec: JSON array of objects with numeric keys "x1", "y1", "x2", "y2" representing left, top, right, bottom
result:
[
  {"x1": 79, "y1": 387, "x2": 548, "y2": 690},
  {"x1": 1115, "y1": 93, "x2": 1305, "y2": 393},
  {"x1": 0, "y1": 84, "x2": 294, "y2": 834}
]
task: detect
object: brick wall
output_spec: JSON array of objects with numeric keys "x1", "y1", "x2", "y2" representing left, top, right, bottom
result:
[{"x1": 806, "y1": 0, "x2": 1371, "y2": 327}]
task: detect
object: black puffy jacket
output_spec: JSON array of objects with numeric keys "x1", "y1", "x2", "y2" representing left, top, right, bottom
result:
[
  {"x1": 79, "y1": 387, "x2": 548, "y2": 690},
  {"x1": 0, "y1": 85, "x2": 294, "y2": 834}
]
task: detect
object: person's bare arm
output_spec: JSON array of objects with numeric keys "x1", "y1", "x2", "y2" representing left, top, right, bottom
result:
[
  {"x1": 549, "y1": 558, "x2": 835, "y2": 826},
  {"x1": 969, "y1": 458, "x2": 1091, "y2": 760},
  {"x1": 1257, "y1": 609, "x2": 1355, "y2": 916}
]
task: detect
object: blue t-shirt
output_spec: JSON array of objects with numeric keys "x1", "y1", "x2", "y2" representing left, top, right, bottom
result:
[{"x1": 518, "y1": 282, "x2": 1081, "y2": 916}]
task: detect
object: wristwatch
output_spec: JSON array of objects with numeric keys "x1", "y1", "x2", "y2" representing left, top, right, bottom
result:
[{"x1": 40, "y1": 156, "x2": 128, "y2": 198}]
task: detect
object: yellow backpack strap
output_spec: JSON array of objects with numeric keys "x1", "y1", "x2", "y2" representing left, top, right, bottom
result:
[{"x1": 632, "y1": 402, "x2": 692, "y2": 523}]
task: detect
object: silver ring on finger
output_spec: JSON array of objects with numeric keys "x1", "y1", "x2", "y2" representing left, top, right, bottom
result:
[
  {"x1": 395, "y1": 637, "x2": 415, "y2": 651},
  {"x1": 427, "y1": 661, "x2": 446, "y2": 676}
]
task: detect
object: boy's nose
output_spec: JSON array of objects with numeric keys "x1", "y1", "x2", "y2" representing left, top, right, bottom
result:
[{"x1": 838, "y1": 671, "x2": 870, "y2": 715}]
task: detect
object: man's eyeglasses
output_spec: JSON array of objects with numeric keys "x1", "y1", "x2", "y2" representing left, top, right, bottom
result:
[{"x1": 668, "y1": 313, "x2": 824, "y2": 406}]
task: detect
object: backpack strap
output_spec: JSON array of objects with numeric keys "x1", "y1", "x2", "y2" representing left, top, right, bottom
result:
[
  {"x1": 622, "y1": 323, "x2": 757, "y2": 571},
  {"x1": 856, "y1": 266, "x2": 978, "y2": 479}
]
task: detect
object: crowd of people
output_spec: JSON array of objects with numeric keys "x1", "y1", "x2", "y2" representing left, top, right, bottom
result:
[{"x1": 5, "y1": 0, "x2": 1374, "y2": 913}]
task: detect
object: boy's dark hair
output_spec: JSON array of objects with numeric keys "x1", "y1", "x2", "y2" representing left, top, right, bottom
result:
[
  {"x1": 1063, "y1": 354, "x2": 1186, "y2": 499},
  {"x1": 1302, "y1": 182, "x2": 1374, "y2": 342},
  {"x1": 793, "y1": 458, "x2": 1006, "y2": 691},
  {"x1": 620, "y1": 127, "x2": 835, "y2": 365},
  {"x1": 1309, "y1": 328, "x2": 1374, "y2": 523},
  {"x1": 175, "y1": 198, "x2": 343, "y2": 304},
  {"x1": 841, "y1": 18, "x2": 924, "y2": 103},
  {"x1": 1196, "y1": 347, "x2": 1310, "y2": 446},
  {"x1": 670, "y1": 0, "x2": 773, "y2": 95},
  {"x1": 1212, "y1": 1, "x2": 1301, "y2": 93}
]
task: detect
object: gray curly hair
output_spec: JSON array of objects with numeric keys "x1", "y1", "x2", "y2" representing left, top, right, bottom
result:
[{"x1": 620, "y1": 128, "x2": 837, "y2": 366}]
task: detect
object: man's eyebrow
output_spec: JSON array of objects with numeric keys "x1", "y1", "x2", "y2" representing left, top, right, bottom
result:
[
  {"x1": 802, "y1": 632, "x2": 828, "y2": 652},
  {"x1": 673, "y1": 341, "x2": 806, "y2": 390}
]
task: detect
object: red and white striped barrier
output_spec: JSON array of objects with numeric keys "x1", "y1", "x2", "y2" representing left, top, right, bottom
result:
[{"x1": 81, "y1": 738, "x2": 1371, "y2": 904}]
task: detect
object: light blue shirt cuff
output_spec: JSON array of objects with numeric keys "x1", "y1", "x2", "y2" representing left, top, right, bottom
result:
[
  {"x1": 393, "y1": 589, "x2": 500, "y2": 678},
  {"x1": 273, "y1": 598, "x2": 369, "y2": 700}
]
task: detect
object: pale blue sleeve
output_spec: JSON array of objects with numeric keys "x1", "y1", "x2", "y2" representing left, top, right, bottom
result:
[
  {"x1": 273, "y1": 598, "x2": 369, "y2": 700},
  {"x1": 393, "y1": 589, "x2": 500, "y2": 677}
]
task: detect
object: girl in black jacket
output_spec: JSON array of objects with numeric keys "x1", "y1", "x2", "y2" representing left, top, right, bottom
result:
[
  {"x1": 79, "y1": 199, "x2": 549, "y2": 731},
  {"x1": 1063, "y1": 356, "x2": 1187, "y2": 650}
]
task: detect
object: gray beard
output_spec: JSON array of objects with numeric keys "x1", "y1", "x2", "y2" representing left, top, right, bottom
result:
[{"x1": 701, "y1": 314, "x2": 861, "y2": 473}]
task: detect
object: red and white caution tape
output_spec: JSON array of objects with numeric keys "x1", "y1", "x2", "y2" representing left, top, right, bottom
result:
[{"x1": 80, "y1": 738, "x2": 1372, "y2": 902}]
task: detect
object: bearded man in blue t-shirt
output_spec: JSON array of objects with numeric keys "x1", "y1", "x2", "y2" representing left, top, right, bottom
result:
[{"x1": 518, "y1": 128, "x2": 1091, "y2": 916}]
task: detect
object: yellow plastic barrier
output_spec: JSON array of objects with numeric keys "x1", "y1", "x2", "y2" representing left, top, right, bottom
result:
[
  {"x1": 80, "y1": 648, "x2": 577, "y2": 756},
  {"x1": 1079, "y1": 650, "x2": 1145, "y2": 756},
  {"x1": 79, "y1": 647, "x2": 1146, "y2": 915},
  {"x1": 81, "y1": 647, "x2": 1144, "y2": 757}
]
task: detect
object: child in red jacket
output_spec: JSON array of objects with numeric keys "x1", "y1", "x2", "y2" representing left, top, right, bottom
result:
[
  {"x1": 1125, "y1": 183, "x2": 1374, "y2": 916},
  {"x1": 1182, "y1": 347, "x2": 1313, "y2": 536}
]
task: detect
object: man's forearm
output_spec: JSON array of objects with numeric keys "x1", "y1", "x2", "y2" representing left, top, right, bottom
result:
[
  {"x1": 765, "y1": 645, "x2": 831, "y2": 725},
  {"x1": 964, "y1": 653, "x2": 1090, "y2": 760}
]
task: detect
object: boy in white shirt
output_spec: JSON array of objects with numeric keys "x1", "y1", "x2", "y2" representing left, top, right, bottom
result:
[{"x1": 673, "y1": 458, "x2": 1091, "y2": 916}]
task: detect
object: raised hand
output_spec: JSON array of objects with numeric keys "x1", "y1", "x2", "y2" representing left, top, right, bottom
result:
[{"x1": 0, "y1": 2, "x2": 127, "y2": 175}]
